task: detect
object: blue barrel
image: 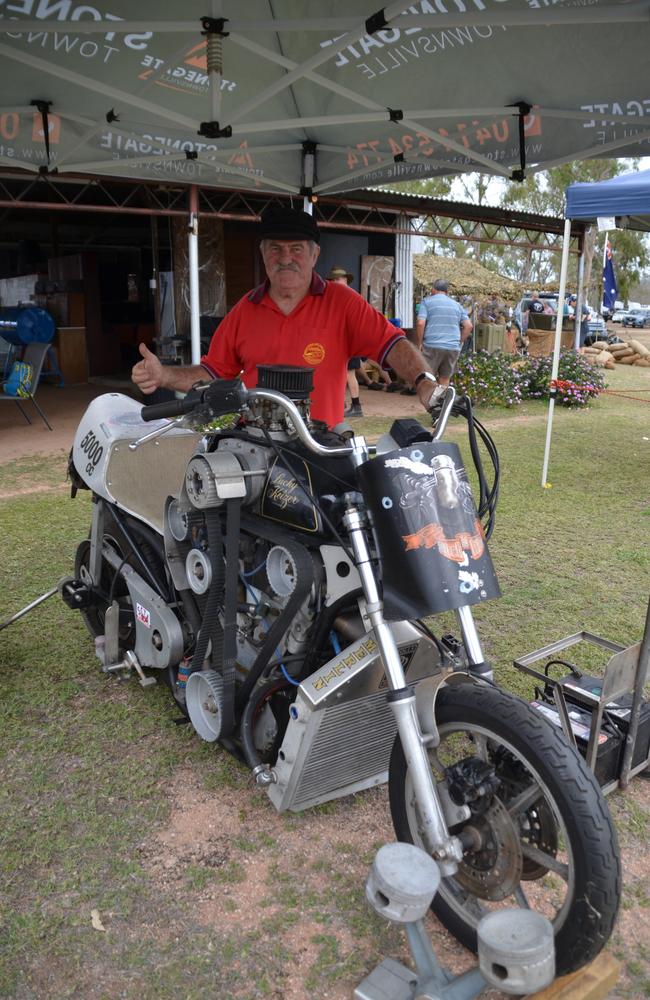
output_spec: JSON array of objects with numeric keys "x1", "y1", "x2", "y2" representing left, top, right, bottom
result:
[{"x1": 0, "y1": 306, "x2": 55, "y2": 345}]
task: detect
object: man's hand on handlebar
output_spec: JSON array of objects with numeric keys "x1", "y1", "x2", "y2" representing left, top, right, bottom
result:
[
  {"x1": 415, "y1": 377, "x2": 447, "y2": 413},
  {"x1": 427, "y1": 383, "x2": 448, "y2": 412}
]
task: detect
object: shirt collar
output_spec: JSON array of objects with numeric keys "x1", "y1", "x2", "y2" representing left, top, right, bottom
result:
[{"x1": 247, "y1": 270, "x2": 326, "y2": 304}]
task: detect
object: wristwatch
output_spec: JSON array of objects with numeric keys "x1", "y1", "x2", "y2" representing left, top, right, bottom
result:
[{"x1": 414, "y1": 371, "x2": 437, "y2": 389}]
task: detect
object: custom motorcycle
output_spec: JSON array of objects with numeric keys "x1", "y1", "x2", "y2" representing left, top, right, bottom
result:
[{"x1": 63, "y1": 365, "x2": 620, "y2": 975}]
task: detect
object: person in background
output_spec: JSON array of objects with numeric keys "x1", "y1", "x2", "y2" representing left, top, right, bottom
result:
[
  {"x1": 415, "y1": 279, "x2": 473, "y2": 387},
  {"x1": 524, "y1": 290, "x2": 546, "y2": 317},
  {"x1": 478, "y1": 291, "x2": 505, "y2": 324},
  {"x1": 132, "y1": 208, "x2": 444, "y2": 426},
  {"x1": 327, "y1": 264, "x2": 366, "y2": 418},
  {"x1": 360, "y1": 357, "x2": 392, "y2": 390},
  {"x1": 569, "y1": 294, "x2": 591, "y2": 345}
]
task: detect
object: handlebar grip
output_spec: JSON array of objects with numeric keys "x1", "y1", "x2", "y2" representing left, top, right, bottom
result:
[{"x1": 140, "y1": 396, "x2": 197, "y2": 422}]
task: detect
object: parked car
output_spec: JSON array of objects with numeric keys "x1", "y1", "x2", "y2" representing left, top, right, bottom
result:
[
  {"x1": 611, "y1": 309, "x2": 629, "y2": 323},
  {"x1": 586, "y1": 312, "x2": 606, "y2": 336},
  {"x1": 622, "y1": 310, "x2": 650, "y2": 329}
]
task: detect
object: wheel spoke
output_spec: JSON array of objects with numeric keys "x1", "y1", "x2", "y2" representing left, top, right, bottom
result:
[
  {"x1": 520, "y1": 842, "x2": 569, "y2": 881},
  {"x1": 506, "y1": 780, "x2": 544, "y2": 817},
  {"x1": 513, "y1": 883, "x2": 531, "y2": 908},
  {"x1": 471, "y1": 732, "x2": 490, "y2": 762},
  {"x1": 448, "y1": 883, "x2": 487, "y2": 922}
]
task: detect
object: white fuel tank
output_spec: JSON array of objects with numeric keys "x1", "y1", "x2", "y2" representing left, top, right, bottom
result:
[{"x1": 72, "y1": 393, "x2": 200, "y2": 533}]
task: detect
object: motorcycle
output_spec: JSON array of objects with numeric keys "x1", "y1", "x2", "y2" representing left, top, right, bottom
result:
[{"x1": 63, "y1": 365, "x2": 620, "y2": 976}]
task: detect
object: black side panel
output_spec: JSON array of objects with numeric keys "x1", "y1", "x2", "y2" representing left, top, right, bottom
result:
[{"x1": 356, "y1": 441, "x2": 500, "y2": 620}]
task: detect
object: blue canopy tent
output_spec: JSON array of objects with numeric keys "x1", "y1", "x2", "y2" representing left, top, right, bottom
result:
[
  {"x1": 542, "y1": 167, "x2": 650, "y2": 485},
  {"x1": 566, "y1": 168, "x2": 650, "y2": 233}
]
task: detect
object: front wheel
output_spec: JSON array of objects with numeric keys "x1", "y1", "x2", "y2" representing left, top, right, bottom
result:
[{"x1": 388, "y1": 683, "x2": 620, "y2": 976}]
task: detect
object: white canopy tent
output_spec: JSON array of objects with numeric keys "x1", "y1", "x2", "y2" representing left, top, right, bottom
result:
[
  {"x1": 542, "y1": 168, "x2": 650, "y2": 486},
  {"x1": 1, "y1": 0, "x2": 650, "y2": 360}
]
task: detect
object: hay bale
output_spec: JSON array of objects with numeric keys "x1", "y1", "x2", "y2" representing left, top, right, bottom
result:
[
  {"x1": 596, "y1": 350, "x2": 615, "y2": 369},
  {"x1": 628, "y1": 339, "x2": 650, "y2": 358},
  {"x1": 527, "y1": 329, "x2": 554, "y2": 357}
]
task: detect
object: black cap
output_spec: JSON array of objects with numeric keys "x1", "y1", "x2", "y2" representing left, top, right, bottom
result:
[{"x1": 259, "y1": 207, "x2": 320, "y2": 244}]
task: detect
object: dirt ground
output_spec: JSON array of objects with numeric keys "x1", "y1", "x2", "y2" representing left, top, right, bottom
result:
[{"x1": 0, "y1": 379, "x2": 425, "y2": 462}]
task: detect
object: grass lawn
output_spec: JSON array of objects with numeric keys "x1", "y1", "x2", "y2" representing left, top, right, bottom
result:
[{"x1": 1, "y1": 367, "x2": 649, "y2": 999}]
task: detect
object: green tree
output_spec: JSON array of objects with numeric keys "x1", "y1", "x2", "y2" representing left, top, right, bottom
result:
[{"x1": 501, "y1": 160, "x2": 648, "y2": 305}]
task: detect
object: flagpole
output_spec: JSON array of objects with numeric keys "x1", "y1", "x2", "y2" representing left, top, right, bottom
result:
[{"x1": 602, "y1": 232, "x2": 608, "y2": 316}]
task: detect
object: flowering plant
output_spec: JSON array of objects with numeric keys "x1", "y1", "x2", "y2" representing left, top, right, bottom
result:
[
  {"x1": 452, "y1": 351, "x2": 524, "y2": 407},
  {"x1": 451, "y1": 349, "x2": 603, "y2": 408},
  {"x1": 519, "y1": 350, "x2": 604, "y2": 407}
]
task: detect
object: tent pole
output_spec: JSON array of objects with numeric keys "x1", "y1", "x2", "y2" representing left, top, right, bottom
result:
[
  {"x1": 303, "y1": 144, "x2": 315, "y2": 215},
  {"x1": 541, "y1": 216, "x2": 572, "y2": 487},
  {"x1": 188, "y1": 185, "x2": 201, "y2": 366},
  {"x1": 575, "y1": 245, "x2": 585, "y2": 350}
]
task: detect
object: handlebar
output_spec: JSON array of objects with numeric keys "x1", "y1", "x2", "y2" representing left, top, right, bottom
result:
[
  {"x1": 141, "y1": 396, "x2": 199, "y2": 422},
  {"x1": 136, "y1": 379, "x2": 355, "y2": 457},
  {"x1": 135, "y1": 379, "x2": 456, "y2": 459}
]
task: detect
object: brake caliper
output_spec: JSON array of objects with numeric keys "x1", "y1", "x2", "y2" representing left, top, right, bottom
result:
[{"x1": 445, "y1": 757, "x2": 500, "y2": 816}]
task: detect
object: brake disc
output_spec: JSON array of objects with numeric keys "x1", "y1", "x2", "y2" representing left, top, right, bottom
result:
[
  {"x1": 494, "y1": 755, "x2": 559, "y2": 880},
  {"x1": 517, "y1": 797, "x2": 558, "y2": 880},
  {"x1": 455, "y1": 796, "x2": 523, "y2": 901}
]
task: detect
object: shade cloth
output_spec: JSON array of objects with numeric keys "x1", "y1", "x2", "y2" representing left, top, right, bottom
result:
[{"x1": 1, "y1": 1, "x2": 650, "y2": 194}]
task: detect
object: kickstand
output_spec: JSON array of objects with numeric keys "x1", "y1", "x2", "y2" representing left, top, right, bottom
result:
[{"x1": 0, "y1": 584, "x2": 60, "y2": 633}]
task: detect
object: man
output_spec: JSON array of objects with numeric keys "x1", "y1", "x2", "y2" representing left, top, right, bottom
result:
[
  {"x1": 478, "y1": 291, "x2": 505, "y2": 325},
  {"x1": 326, "y1": 263, "x2": 365, "y2": 418},
  {"x1": 133, "y1": 207, "x2": 441, "y2": 425},
  {"x1": 569, "y1": 294, "x2": 591, "y2": 345},
  {"x1": 415, "y1": 279, "x2": 472, "y2": 387}
]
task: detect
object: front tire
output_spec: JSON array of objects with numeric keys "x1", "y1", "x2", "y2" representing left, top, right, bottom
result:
[{"x1": 389, "y1": 683, "x2": 620, "y2": 976}]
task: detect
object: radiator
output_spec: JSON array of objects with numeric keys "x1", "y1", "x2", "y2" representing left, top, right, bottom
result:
[{"x1": 266, "y1": 622, "x2": 441, "y2": 812}]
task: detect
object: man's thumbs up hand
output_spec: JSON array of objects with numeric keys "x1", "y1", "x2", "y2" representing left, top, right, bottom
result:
[{"x1": 132, "y1": 342, "x2": 164, "y2": 394}]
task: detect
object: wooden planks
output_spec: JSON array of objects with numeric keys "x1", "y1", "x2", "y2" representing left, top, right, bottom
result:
[{"x1": 527, "y1": 953, "x2": 620, "y2": 1000}]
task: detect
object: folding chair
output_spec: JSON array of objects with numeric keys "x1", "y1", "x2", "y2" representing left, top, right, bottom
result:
[{"x1": 0, "y1": 341, "x2": 53, "y2": 430}]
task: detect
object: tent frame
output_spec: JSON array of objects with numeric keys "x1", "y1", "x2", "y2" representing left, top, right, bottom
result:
[{"x1": 2, "y1": 5, "x2": 650, "y2": 192}]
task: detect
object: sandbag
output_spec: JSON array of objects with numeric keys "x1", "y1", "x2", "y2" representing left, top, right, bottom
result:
[
  {"x1": 610, "y1": 345, "x2": 634, "y2": 357},
  {"x1": 616, "y1": 355, "x2": 637, "y2": 365},
  {"x1": 633, "y1": 357, "x2": 650, "y2": 367},
  {"x1": 628, "y1": 339, "x2": 650, "y2": 357},
  {"x1": 591, "y1": 340, "x2": 609, "y2": 351}
]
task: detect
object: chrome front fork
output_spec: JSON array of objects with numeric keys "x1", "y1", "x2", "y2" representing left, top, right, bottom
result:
[{"x1": 342, "y1": 503, "x2": 463, "y2": 873}]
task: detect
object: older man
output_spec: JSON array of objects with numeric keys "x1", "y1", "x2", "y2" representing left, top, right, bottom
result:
[
  {"x1": 415, "y1": 279, "x2": 473, "y2": 387},
  {"x1": 133, "y1": 207, "x2": 440, "y2": 426}
]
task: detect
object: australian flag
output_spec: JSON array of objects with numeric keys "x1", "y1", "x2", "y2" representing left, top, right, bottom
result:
[{"x1": 603, "y1": 240, "x2": 618, "y2": 311}]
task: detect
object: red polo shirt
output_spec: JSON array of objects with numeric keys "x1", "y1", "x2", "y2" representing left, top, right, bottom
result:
[{"x1": 201, "y1": 272, "x2": 403, "y2": 427}]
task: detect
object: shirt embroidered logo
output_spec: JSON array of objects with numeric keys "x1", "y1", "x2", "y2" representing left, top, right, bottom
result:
[{"x1": 303, "y1": 343, "x2": 326, "y2": 364}]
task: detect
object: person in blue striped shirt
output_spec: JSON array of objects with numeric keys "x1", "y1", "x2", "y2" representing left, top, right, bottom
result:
[{"x1": 415, "y1": 279, "x2": 473, "y2": 387}]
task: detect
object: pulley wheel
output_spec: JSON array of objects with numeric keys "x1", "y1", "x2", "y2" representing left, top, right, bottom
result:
[{"x1": 186, "y1": 670, "x2": 224, "y2": 742}]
